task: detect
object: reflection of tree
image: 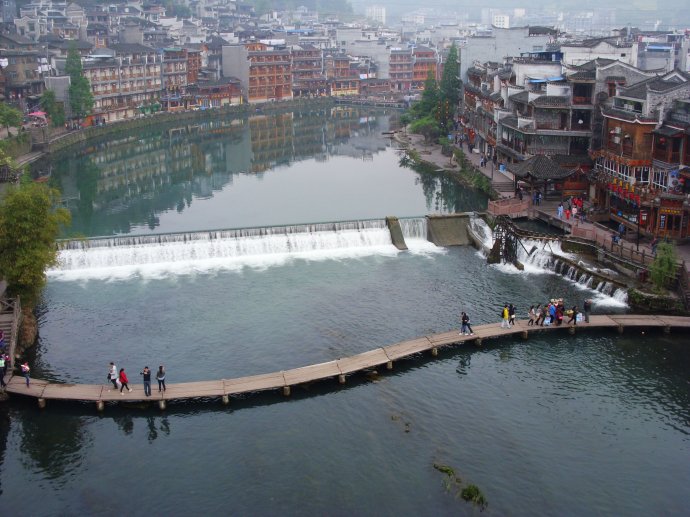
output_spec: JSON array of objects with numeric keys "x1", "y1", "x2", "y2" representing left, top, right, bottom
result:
[
  {"x1": 404, "y1": 160, "x2": 489, "y2": 213},
  {"x1": 42, "y1": 108, "x2": 397, "y2": 237},
  {"x1": 19, "y1": 411, "x2": 91, "y2": 483},
  {"x1": 0, "y1": 406, "x2": 10, "y2": 497}
]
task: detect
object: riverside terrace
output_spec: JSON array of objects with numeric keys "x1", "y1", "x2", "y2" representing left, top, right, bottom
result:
[{"x1": 4, "y1": 314, "x2": 690, "y2": 411}]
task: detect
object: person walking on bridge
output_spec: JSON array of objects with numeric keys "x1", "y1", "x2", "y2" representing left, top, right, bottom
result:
[
  {"x1": 140, "y1": 366, "x2": 152, "y2": 397},
  {"x1": 460, "y1": 312, "x2": 474, "y2": 336},
  {"x1": 119, "y1": 368, "x2": 132, "y2": 394},
  {"x1": 501, "y1": 304, "x2": 510, "y2": 329},
  {"x1": 108, "y1": 362, "x2": 118, "y2": 391},
  {"x1": 0, "y1": 353, "x2": 6, "y2": 388},
  {"x1": 156, "y1": 365, "x2": 166, "y2": 392},
  {"x1": 21, "y1": 361, "x2": 30, "y2": 387},
  {"x1": 583, "y1": 299, "x2": 592, "y2": 323}
]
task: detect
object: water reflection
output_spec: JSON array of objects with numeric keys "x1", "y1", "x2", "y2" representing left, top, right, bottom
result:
[{"x1": 41, "y1": 107, "x2": 399, "y2": 238}]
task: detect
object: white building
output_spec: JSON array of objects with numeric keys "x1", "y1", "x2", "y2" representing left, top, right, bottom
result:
[
  {"x1": 365, "y1": 5, "x2": 385, "y2": 25},
  {"x1": 492, "y1": 15, "x2": 510, "y2": 29}
]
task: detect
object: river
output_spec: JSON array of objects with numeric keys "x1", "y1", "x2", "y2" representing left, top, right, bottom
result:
[{"x1": 1, "y1": 107, "x2": 688, "y2": 516}]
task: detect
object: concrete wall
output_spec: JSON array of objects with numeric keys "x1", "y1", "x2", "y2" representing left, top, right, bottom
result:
[{"x1": 426, "y1": 213, "x2": 471, "y2": 246}]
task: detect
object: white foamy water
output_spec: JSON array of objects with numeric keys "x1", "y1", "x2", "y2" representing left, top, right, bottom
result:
[{"x1": 51, "y1": 220, "x2": 444, "y2": 281}]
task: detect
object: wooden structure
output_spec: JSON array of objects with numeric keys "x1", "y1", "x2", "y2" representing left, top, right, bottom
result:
[{"x1": 4, "y1": 314, "x2": 689, "y2": 411}]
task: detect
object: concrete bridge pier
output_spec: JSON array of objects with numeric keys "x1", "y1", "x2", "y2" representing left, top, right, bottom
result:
[
  {"x1": 386, "y1": 361, "x2": 393, "y2": 370},
  {"x1": 521, "y1": 330, "x2": 529, "y2": 339},
  {"x1": 158, "y1": 400, "x2": 166, "y2": 410},
  {"x1": 96, "y1": 401, "x2": 105, "y2": 412},
  {"x1": 664, "y1": 326, "x2": 671, "y2": 334},
  {"x1": 569, "y1": 326, "x2": 576, "y2": 335},
  {"x1": 431, "y1": 347, "x2": 438, "y2": 356},
  {"x1": 338, "y1": 374, "x2": 346, "y2": 384},
  {"x1": 618, "y1": 325, "x2": 624, "y2": 334},
  {"x1": 37, "y1": 398, "x2": 46, "y2": 409},
  {"x1": 283, "y1": 386, "x2": 291, "y2": 396},
  {"x1": 221, "y1": 395, "x2": 230, "y2": 405}
]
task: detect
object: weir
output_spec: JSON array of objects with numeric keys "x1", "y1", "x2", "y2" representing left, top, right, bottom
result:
[{"x1": 53, "y1": 217, "x2": 431, "y2": 272}]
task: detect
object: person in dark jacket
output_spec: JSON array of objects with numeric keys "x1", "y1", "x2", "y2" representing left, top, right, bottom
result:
[{"x1": 140, "y1": 366, "x2": 152, "y2": 396}]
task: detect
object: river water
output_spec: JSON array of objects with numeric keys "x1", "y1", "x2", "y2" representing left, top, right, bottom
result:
[{"x1": 1, "y1": 108, "x2": 688, "y2": 516}]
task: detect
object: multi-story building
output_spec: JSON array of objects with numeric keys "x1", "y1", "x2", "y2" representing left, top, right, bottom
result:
[
  {"x1": 291, "y1": 44, "x2": 326, "y2": 97},
  {"x1": 325, "y1": 53, "x2": 359, "y2": 96},
  {"x1": 591, "y1": 70, "x2": 690, "y2": 240},
  {"x1": 161, "y1": 47, "x2": 188, "y2": 111},
  {"x1": 84, "y1": 43, "x2": 161, "y2": 122},
  {"x1": 222, "y1": 41, "x2": 292, "y2": 103},
  {"x1": 187, "y1": 48, "x2": 201, "y2": 86},
  {"x1": 389, "y1": 47, "x2": 413, "y2": 91},
  {"x1": 411, "y1": 46, "x2": 438, "y2": 89},
  {"x1": 0, "y1": 49, "x2": 43, "y2": 109}
]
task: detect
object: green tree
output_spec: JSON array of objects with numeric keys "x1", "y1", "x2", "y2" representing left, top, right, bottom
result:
[
  {"x1": 649, "y1": 241, "x2": 679, "y2": 291},
  {"x1": 410, "y1": 71, "x2": 439, "y2": 120},
  {"x1": 40, "y1": 89, "x2": 66, "y2": 128},
  {"x1": 439, "y1": 44, "x2": 460, "y2": 109},
  {"x1": 0, "y1": 102, "x2": 24, "y2": 134},
  {"x1": 66, "y1": 45, "x2": 93, "y2": 122},
  {"x1": 410, "y1": 115, "x2": 441, "y2": 144},
  {"x1": 0, "y1": 182, "x2": 70, "y2": 306}
]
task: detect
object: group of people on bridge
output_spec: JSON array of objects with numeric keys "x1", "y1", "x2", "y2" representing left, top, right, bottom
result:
[
  {"x1": 499, "y1": 298, "x2": 593, "y2": 329},
  {"x1": 108, "y1": 363, "x2": 166, "y2": 396}
]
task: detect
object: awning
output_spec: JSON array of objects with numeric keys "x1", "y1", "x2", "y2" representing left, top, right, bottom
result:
[{"x1": 653, "y1": 126, "x2": 683, "y2": 137}]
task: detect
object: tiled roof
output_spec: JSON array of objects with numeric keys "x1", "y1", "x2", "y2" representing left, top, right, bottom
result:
[
  {"x1": 551, "y1": 154, "x2": 593, "y2": 167},
  {"x1": 531, "y1": 95, "x2": 569, "y2": 107},
  {"x1": 109, "y1": 43, "x2": 156, "y2": 54},
  {"x1": 509, "y1": 155, "x2": 574, "y2": 180},
  {"x1": 509, "y1": 90, "x2": 529, "y2": 103},
  {"x1": 568, "y1": 70, "x2": 595, "y2": 81}
]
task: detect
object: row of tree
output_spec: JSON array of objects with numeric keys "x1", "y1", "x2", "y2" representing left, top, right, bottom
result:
[{"x1": 401, "y1": 44, "x2": 460, "y2": 144}]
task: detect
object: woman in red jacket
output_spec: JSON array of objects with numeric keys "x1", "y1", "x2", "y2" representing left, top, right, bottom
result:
[{"x1": 119, "y1": 368, "x2": 132, "y2": 394}]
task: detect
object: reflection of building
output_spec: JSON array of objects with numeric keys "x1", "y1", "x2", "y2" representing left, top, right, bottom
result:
[{"x1": 248, "y1": 113, "x2": 294, "y2": 172}]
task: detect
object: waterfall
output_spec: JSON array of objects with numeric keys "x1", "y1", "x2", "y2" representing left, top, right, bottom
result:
[
  {"x1": 52, "y1": 218, "x2": 444, "y2": 280},
  {"x1": 398, "y1": 217, "x2": 427, "y2": 240},
  {"x1": 469, "y1": 215, "x2": 494, "y2": 249}
]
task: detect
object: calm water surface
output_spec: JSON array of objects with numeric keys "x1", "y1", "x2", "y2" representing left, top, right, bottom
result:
[{"x1": 2, "y1": 109, "x2": 688, "y2": 516}]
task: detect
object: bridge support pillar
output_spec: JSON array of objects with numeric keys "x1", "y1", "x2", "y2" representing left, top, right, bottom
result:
[
  {"x1": 221, "y1": 395, "x2": 229, "y2": 405},
  {"x1": 158, "y1": 400, "x2": 166, "y2": 410},
  {"x1": 37, "y1": 398, "x2": 46, "y2": 409},
  {"x1": 521, "y1": 331, "x2": 528, "y2": 339},
  {"x1": 96, "y1": 401, "x2": 104, "y2": 412},
  {"x1": 431, "y1": 347, "x2": 438, "y2": 357},
  {"x1": 568, "y1": 326, "x2": 576, "y2": 335},
  {"x1": 475, "y1": 337, "x2": 483, "y2": 345},
  {"x1": 617, "y1": 325, "x2": 624, "y2": 334},
  {"x1": 386, "y1": 361, "x2": 393, "y2": 370},
  {"x1": 663, "y1": 326, "x2": 671, "y2": 334},
  {"x1": 283, "y1": 386, "x2": 291, "y2": 397},
  {"x1": 338, "y1": 374, "x2": 346, "y2": 384}
]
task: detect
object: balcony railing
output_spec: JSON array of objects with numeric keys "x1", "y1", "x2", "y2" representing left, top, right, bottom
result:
[{"x1": 572, "y1": 96, "x2": 592, "y2": 105}]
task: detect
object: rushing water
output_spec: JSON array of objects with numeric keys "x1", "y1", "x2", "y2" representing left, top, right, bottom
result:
[{"x1": 3, "y1": 108, "x2": 689, "y2": 515}]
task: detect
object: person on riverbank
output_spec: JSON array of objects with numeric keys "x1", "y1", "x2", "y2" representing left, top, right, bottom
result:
[
  {"x1": 460, "y1": 312, "x2": 474, "y2": 336},
  {"x1": 119, "y1": 368, "x2": 132, "y2": 394},
  {"x1": 108, "y1": 362, "x2": 118, "y2": 390},
  {"x1": 528, "y1": 305, "x2": 536, "y2": 326},
  {"x1": 583, "y1": 299, "x2": 592, "y2": 323},
  {"x1": 157, "y1": 365, "x2": 166, "y2": 392},
  {"x1": 21, "y1": 361, "x2": 30, "y2": 387},
  {"x1": 501, "y1": 304, "x2": 510, "y2": 328},
  {"x1": 140, "y1": 366, "x2": 152, "y2": 397},
  {"x1": 509, "y1": 304, "x2": 516, "y2": 326},
  {"x1": 557, "y1": 203, "x2": 564, "y2": 219},
  {"x1": 0, "y1": 353, "x2": 6, "y2": 388}
]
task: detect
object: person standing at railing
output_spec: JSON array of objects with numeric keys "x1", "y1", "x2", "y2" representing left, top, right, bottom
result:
[{"x1": 21, "y1": 361, "x2": 30, "y2": 387}]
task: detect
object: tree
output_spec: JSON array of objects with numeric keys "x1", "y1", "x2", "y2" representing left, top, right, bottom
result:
[
  {"x1": 439, "y1": 43, "x2": 460, "y2": 108},
  {"x1": 410, "y1": 115, "x2": 441, "y2": 144},
  {"x1": 0, "y1": 102, "x2": 23, "y2": 134},
  {"x1": 0, "y1": 182, "x2": 70, "y2": 306},
  {"x1": 410, "y1": 71, "x2": 439, "y2": 120},
  {"x1": 649, "y1": 241, "x2": 679, "y2": 291},
  {"x1": 40, "y1": 89, "x2": 66, "y2": 128},
  {"x1": 66, "y1": 45, "x2": 93, "y2": 122},
  {"x1": 438, "y1": 44, "x2": 460, "y2": 132}
]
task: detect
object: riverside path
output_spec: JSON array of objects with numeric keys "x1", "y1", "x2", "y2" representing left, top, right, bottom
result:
[{"x1": 5, "y1": 314, "x2": 690, "y2": 411}]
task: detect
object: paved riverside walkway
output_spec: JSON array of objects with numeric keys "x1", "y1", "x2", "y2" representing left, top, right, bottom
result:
[{"x1": 4, "y1": 314, "x2": 689, "y2": 410}]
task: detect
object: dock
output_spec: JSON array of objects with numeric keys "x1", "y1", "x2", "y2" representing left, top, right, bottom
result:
[{"x1": 4, "y1": 314, "x2": 690, "y2": 411}]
